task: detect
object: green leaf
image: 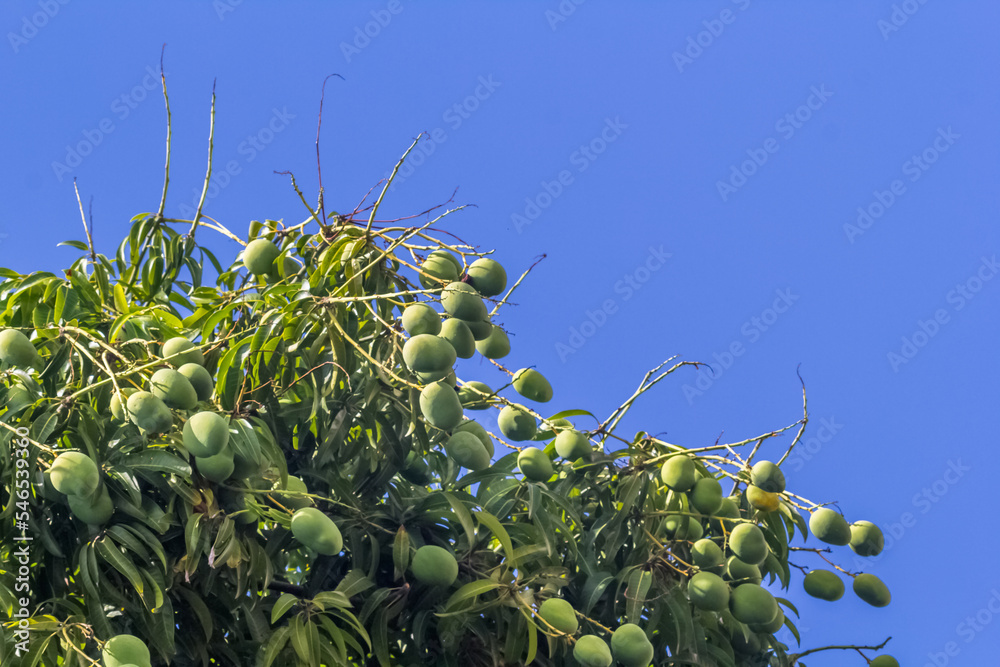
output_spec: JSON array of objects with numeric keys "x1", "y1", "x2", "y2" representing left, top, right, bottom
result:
[
  {"x1": 392, "y1": 525, "x2": 410, "y2": 581},
  {"x1": 95, "y1": 537, "x2": 147, "y2": 606},
  {"x1": 441, "y1": 580, "x2": 502, "y2": 614},
  {"x1": 271, "y1": 592, "x2": 298, "y2": 624},
  {"x1": 475, "y1": 509, "x2": 515, "y2": 568},
  {"x1": 117, "y1": 449, "x2": 192, "y2": 476}
]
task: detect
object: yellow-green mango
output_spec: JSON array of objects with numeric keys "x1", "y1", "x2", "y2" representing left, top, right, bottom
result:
[
  {"x1": 537, "y1": 598, "x2": 578, "y2": 634},
  {"x1": 183, "y1": 412, "x2": 230, "y2": 457},
  {"x1": 162, "y1": 337, "x2": 204, "y2": 367},
  {"x1": 724, "y1": 556, "x2": 762, "y2": 586},
  {"x1": 454, "y1": 419, "x2": 494, "y2": 456},
  {"x1": 419, "y1": 251, "x2": 460, "y2": 289},
  {"x1": 102, "y1": 634, "x2": 151, "y2": 667},
  {"x1": 149, "y1": 368, "x2": 198, "y2": 410},
  {"x1": 291, "y1": 507, "x2": 343, "y2": 555},
  {"x1": 462, "y1": 318, "x2": 493, "y2": 341},
  {"x1": 49, "y1": 451, "x2": 100, "y2": 497},
  {"x1": 660, "y1": 455, "x2": 696, "y2": 491},
  {"x1": 518, "y1": 447, "x2": 554, "y2": 482},
  {"x1": 512, "y1": 368, "x2": 552, "y2": 403},
  {"x1": 466, "y1": 258, "x2": 507, "y2": 297},
  {"x1": 871, "y1": 656, "x2": 899, "y2": 667},
  {"x1": 498, "y1": 405, "x2": 536, "y2": 441},
  {"x1": 411, "y1": 545, "x2": 458, "y2": 586},
  {"x1": 438, "y1": 318, "x2": 475, "y2": 358},
  {"x1": 729, "y1": 583, "x2": 779, "y2": 626},
  {"x1": 457, "y1": 381, "x2": 493, "y2": 409},
  {"x1": 750, "y1": 460, "x2": 785, "y2": 493},
  {"x1": 243, "y1": 238, "x2": 280, "y2": 275},
  {"x1": 419, "y1": 381, "x2": 463, "y2": 431},
  {"x1": 803, "y1": 569, "x2": 844, "y2": 601},
  {"x1": 688, "y1": 571, "x2": 730, "y2": 612},
  {"x1": 0, "y1": 329, "x2": 36, "y2": 367},
  {"x1": 178, "y1": 363, "x2": 214, "y2": 402},
  {"x1": 195, "y1": 445, "x2": 235, "y2": 483},
  {"x1": 444, "y1": 431, "x2": 491, "y2": 471},
  {"x1": 68, "y1": 485, "x2": 113, "y2": 525},
  {"x1": 403, "y1": 334, "x2": 456, "y2": 373},
  {"x1": 610, "y1": 624, "x2": 654, "y2": 667},
  {"x1": 809, "y1": 508, "x2": 851, "y2": 546},
  {"x1": 690, "y1": 477, "x2": 723, "y2": 514},
  {"x1": 475, "y1": 326, "x2": 509, "y2": 359},
  {"x1": 849, "y1": 521, "x2": 884, "y2": 557},
  {"x1": 554, "y1": 429, "x2": 591, "y2": 460},
  {"x1": 441, "y1": 282, "x2": 487, "y2": 321},
  {"x1": 853, "y1": 573, "x2": 891, "y2": 607},
  {"x1": 729, "y1": 523, "x2": 768, "y2": 565},
  {"x1": 691, "y1": 538, "x2": 725, "y2": 573},
  {"x1": 746, "y1": 485, "x2": 780, "y2": 513},
  {"x1": 573, "y1": 635, "x2": 612, "y2": 667},
  {"x1": 401, "y1": 303, "x2": 441, "y2": 336}
]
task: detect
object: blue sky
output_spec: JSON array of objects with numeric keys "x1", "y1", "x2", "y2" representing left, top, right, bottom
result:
[{"x1": 2, "y1": 1, "x2": 998, "y2": 664}]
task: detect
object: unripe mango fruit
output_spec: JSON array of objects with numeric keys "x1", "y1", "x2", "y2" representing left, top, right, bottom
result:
[
  {"x1": 810, "y1": 508, "x2": 851, "y2": 546},
  {"x1": 573, "y1": 635, "x2": 612, "y2": 667},
  {"x1": 751, "y1": 608, "x2": 785, "y2": 634},
  {"x1": 68, "y1": 485, "x2": 113, "y2": 525},
  {"x1": 512, "y1": 368, "x2": 553, "y2": 403},
  {"x1": 162, "y1": 337, "x2": 204, "y2": 367},
  {"x1": 661, "y1": 515, "x2": 703, "y2": 541},
  {"x1": 458, "y1": 381, "x2": 493, "y2": 409},
  {"x1": 537, "y1": 598, "x2": 578, "y2": 634},
  {"x1": 688, "y1": 571, "x2": 730, "y2": 612},
  {"x1": 0, "y1": 329, "x2": 36, "y2": 367},
  {"x1": 438, "y1": 318, "x2": 475, "y2": 358},
  {"x1": 445, "y1": 431, "x2": 491, "y2": 471},
  {"x1": 724, "y1": 556, "x2": 762, "y2": 586},
  {"x1": 462, "y1": 318, "x2": 493, "y2": 341},
  {"x1": 178, "y1": 363, "x2": 214, "y2": 402},
  {"x1": 150, "y1": 368, "x2": 198, "y2": 410},
  {"x1": 518, "y1": 447, "x2": 554, "y2": 482},
  {"x1": 411, "y1": 545, "x2": 458, "y2": 586},
  {"x1": 273, "y1": 475, "x2": 311, "y2": 509},
  {"x1": 401, "y1": 451, "x2": 433, "y2": 485},
  {"x1": 498, "y1": 405, "x2": 536, "y2": 441},
  {"x1": 746, "y1": 484, "x2": 780, "y2": 513},
  {"x1": 750, "y1": 460, "x2": 785, "y2": 493},
  {"x1": 441, "y1": 282, "x2": 487, "y2": 321},
  {"x1": 691, "y1": 538, "x2": 725, "y2": 573},
  {"x1": 849, "y1": 520, "x2": 884, "y2": 557},
  {"x1": 401, "y1": 303, "x2": 441, "y2": 336},
  {"x1": 454, "y1": 419, "x2": 494, "y2": 456},
  {"x1": 729, "y1": 523, "x2": 768, "y2": 566},
  {"x1": 49, "y1": 451, "x2": 100, "y2": 497},
  {"x1": 709, "y1": 497, "x2": 742, "y2": 534},
  {"x1": 853, "y1": 573, "x2": 891, "y2": 607},
  {"x1": 243, "y1": 238, "x2": 280, "y2": 275},
  {"x1": 475, "y1": 327, "x2": 509, "y2": 359},
  {"x1": 102, "y1": 634, "x2": 151, "y2": 667},
  {"x1": 183, "y1": 412, "x2": 230, "y2": 457},
  {"x1": 803, "y1": 569, "x2": 844, "y2": 601},
  {"x1": 291, "y1": 507, "x2": 343, "y2": 555},
  {"x1": 870, "y1": 656, "x2": 899, "y2": 667},
  {"x1": 466, "y1": 258, "x2": 507, "y2": 297},
  {"x1": 690, "y1": 477, "x2": 723, "y2": 514},
  {"x1": 126, "y1": 391, "x2": 173, "y2": 433},
  {"x1": 554, "y1": 429, "x2": 591, "y2": 460},
  {"x1": 729, "y1": 583, "x2": 779, "y2": 626},
  {"x1": 419, "y1": 251, "x2": 460, "y2": 289},
  {"x1": 419, "y1": 381, "x2": 463, "y2": 431},
  {"x1": 195, "y1": 446, "x2": 235, "y2": 483},
  {"x1": 660, "y1": 455, "x2": 696, "y2": 491},
  {"x1": 610, "y1": 624, "x2": 654, "y2": 667},
  {"x1": 403, "y1": 334, "x2": 456, "y2": 373}
]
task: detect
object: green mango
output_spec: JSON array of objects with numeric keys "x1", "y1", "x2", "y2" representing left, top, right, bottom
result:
[
  {"x1": 457, "y1": 381, "x2": 493, "y2": 409},
  {"x1": 610, "y1": 624, "x2": 654, "y2": 667},
  {"x1": 438, "y1": 318, "x2": 475, "y2": 358},
  {"x1": 149, "y1": 368, "x2": 198, "y2": 410},
  {"x1": 49, "y1": 451, "x2": 100, "y2": 497},
  {"x1": 444, "y1": 431, "x2": 491, "y2": 471},
  {"x1": 687, "y1": 571, "x2": 729, "y2": 612},
  {"x1": 402, "y1": 334, "x2": 457, "y2": 373},
  {"x1": 849, "y1": 520, "x2": 884, "y2": 557},
  {"x1": 689, "y1": 477, "x2": 723, "y2": 514},
  {"x1": 518, "y1": 447, "x2": 554, "y2": 482},
  {"x1": 690, "y1": 538, "x2": 725, "y2": 573},
  {"x1": 537, "y1": 598, "x2": 578, "y2": 634},
  {"x1": 419, "y1": 381, "x2": 463, "y2": 431},
  {"x1": 573, "y1": 635, "x2": 612, "y2": 667},
  {"x1": 178, "y1": 363, "x2": 214, "y2": 402},
  {"x1": 853, "y1": 573, "x2": 891, "y2": 607},
  {"x1": 243, "y1": 238, "x2": 280, "y2": 275},
  {"x1": 291, "y1": 507, "x2": 343, "y2": 555},
  {"x1": 161, "y1": 337, "x2": 204, "y2": 367},
  {"x1": 102, "y1": 634, "x2": 151, "y2": 667},
  {"x1": 195, "y1": 445, "x2": 235, "y2": 483},
  {"x1": 554, "y1": 429, "x2": 591, "y2": 460},
  {"x1": 498, "y1": 405, "x2": 536, "y2": 441},
  {"x1": 724, "y1": 556, "x2": 762, "y2": 586},
  {"x1": 0, "y1": 329, "x2": 37, "y2": 367},
  {"x1": 803, "y1": 569, "x2": 844, "y2": 601},
  {"x1": 466, "y1": 258, "x2": 507, "y2": 297},
  {"x1": 441, "y1": 282, "x2": 487, "y2": 321},
  {"x1": 419, "y1": 251, "x2": 460, "y2": 289},
  {"x1": 462, "y1": 318, "x2": 493, "y2": 341},
  {"x1": 183, "y1": 412, "x2": 230, "y2": 457},
  {"x1": 126, "y1": 391, "x2": 173, "y2": 433},
  {"x1": 401, "y1": 303, "x2": 441, "y2": 336},
  {"x1": 453, "y1": 419, "x2": 494, "y2": 456},
  {"x1": 660, "y1": 455, "x2": 696, "y2": 491},
  {"x1": 729, "y1": 583, "x2": 779, "y2": 626},
  {"x1": 68, "y1": 485, "x2": 113, "y2": 525},
  {"x1": 750, "y1": 460, "x2": 785, "y2": 493},
  {"x1": 512, "y1": 368, "x2": 552, "y2": 403},
  {"x1": 729, "y1": 523, "x2": 768, "y2": 566},
  {"x1": 475, "y1": 327, "x2": 509, "y2": 359},
  {"x1": 809, "y1": 508, "x2": 851, "y2": 546},
  {"x1": 411, "y1": 545, "x2": 458, "y2": 586}
]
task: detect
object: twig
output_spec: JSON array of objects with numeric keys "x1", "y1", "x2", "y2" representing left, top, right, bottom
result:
[
  {"x1": 315, "y1": 74, "x2": 344, "y2": 224},
  {"x1": 156, "y1": 44, "x2": 171, "y2": 221},
  {"x1": 366, "y1": 135, "x2": 425, "y2": 235},
  {"x1": 72, "y1": 179, "x2": 96, "y2": 261},
  {"x1": 190, "y1": 79, "x2": 217, "y2": 239}
]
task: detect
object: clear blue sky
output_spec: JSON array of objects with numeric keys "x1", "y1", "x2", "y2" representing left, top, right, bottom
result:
[{"x1": 2, "y1": 1, "x2": 998, "y2": 664}]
